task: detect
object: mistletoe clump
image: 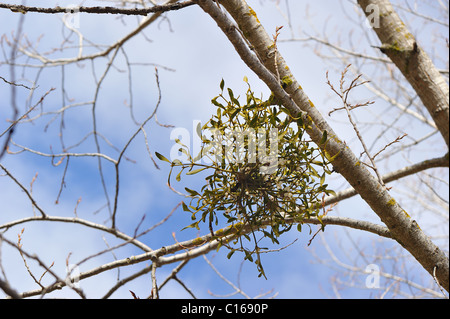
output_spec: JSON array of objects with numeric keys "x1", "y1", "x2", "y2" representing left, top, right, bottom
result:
[{"x1": 156, "y1": 78, "x2": 334, "y2": 278}]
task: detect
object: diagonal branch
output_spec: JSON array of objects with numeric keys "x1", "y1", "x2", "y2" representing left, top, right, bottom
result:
[
  {"x1": 0, "y1": 164, "x2": 47, "y2": 218},
  {"x1": 357, "y1": 0, "x2": 449, "y2": 148},
  {"x1": 195, "y1": 0, "x2": 449, "y2": 292}
]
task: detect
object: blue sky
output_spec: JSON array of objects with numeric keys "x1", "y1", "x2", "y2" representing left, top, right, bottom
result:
[{"x1": 0, "y1": 0, "x2": 447, "y2": 299}]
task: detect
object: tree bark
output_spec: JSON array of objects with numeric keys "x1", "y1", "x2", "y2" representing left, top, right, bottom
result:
[
  {"x1": 195, "y1": 0, "x2": 449, "y2": 292},
  {"x1": 357, "y1": 0, "x2": 449, "y2": 148}
]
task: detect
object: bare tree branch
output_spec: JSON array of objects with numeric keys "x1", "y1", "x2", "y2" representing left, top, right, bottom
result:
[
  {"x1": 0, "y1": 0, "x2": 447, "y2": 299},
  {"x1": 0, "y1": 1, "x2": 195, "y2": 16},
  {"x1": 197, "y1": 0, "x2": 449, "y2": 291},
  {"x1": 357, "y1": 0, "x2": 449, "y2": 148}
]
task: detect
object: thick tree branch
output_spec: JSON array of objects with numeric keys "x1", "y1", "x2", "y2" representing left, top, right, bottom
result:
[
  {"x1": 195, "y1": 0, "x2": 449, "y2": 292},
  {"x1": 357, "y1": 0, "x2": 449, "y2": 148}
]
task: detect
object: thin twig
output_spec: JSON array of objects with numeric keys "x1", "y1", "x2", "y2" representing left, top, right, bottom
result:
[
  {"x1": 326, "y1": 65, "x2": 385, "y2": 186},
  {"x1": 203, "y1": 254, "x2": 250, "y2": 299},
  {"x1": 0, "y1": 75, "x2": 33, "y2": 89},
  {"x1": 0, "y1": 164, "x2": 47, "y2": 217},
  {"x1": 372, "y1": 133, "x2": 407, "y2": 160}
]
